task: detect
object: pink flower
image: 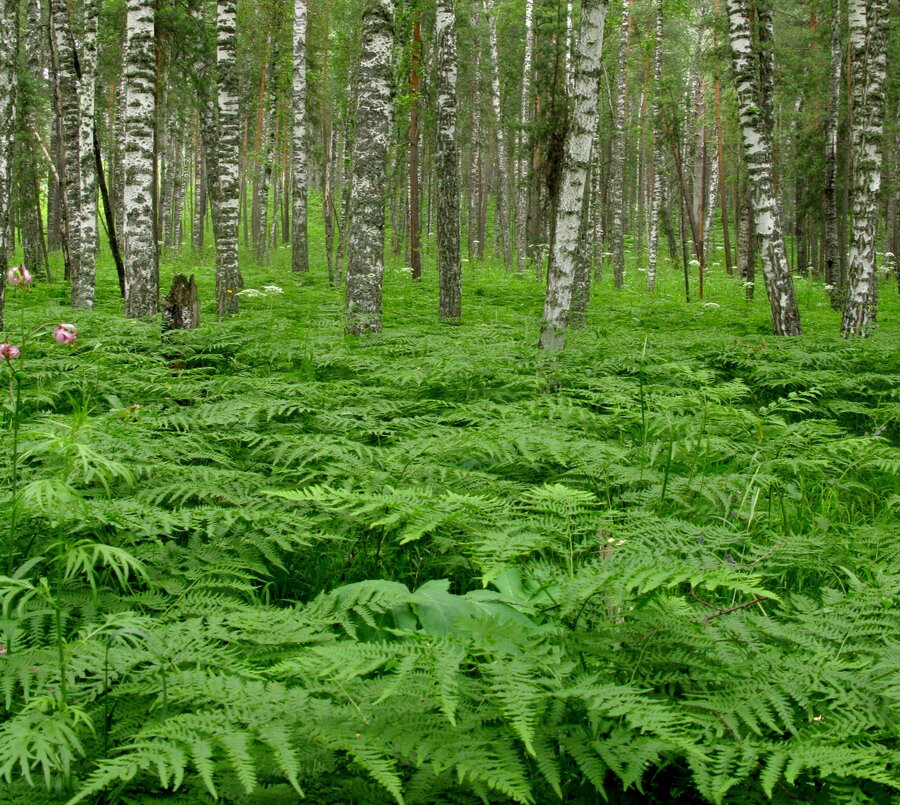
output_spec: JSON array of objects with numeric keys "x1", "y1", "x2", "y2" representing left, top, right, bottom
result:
[
  {"x1": 0, "y1": 343, "x2": 20, "y2": 360},
  {"x1": 53, "y1": 324, "x2": 77, "y2": 345},
  {"x1": 7, "y1": 265, "x2": 33, "y2": 285}
]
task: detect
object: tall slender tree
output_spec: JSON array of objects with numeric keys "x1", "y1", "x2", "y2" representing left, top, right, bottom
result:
[
  {"x1": 515, "y1": 0, "x2": 534, "y2": 271},
  {"x1": 74, "y1": 0, "x2": 99, "y2": 309},
  {"x1": 436, "y1": 0, "x2": 460, "y2": 322},
  {"x1": 841, "y1": 0, "x2": 888, "y2": 337},
  {"x1": 484, "y1": 0, "x2": 511, "y2": 265},
  {"x1": 123, "y1": 0, "x2": 158, "y2": 318},
  {"x1": 646, "y1": 2, "x2": 663, "y2": 291},
  {"x1": 0, "y1": 0, "x2": 16, "y2": 330},
  {"x1": 292, "y1": 0, "x2": 309, "y2": 273},
  {"x1": 610, "y1": 0, "x2": 632, "y2": 289},
  {"x1": 824, "y1": 0, "x2": 843, "y2": 308},
  {"x1": 725, "y1": 0, "x2": 801, "y2": 336},
  {"x1": 216, "y1": 0, "x2": 241, "y2": 316},
  {"x1": 345, "y1": 0, "x2": 394, "y2": 334},
  {"x1": 539, "y1": 0, "x2": 609, "y2": 350}
]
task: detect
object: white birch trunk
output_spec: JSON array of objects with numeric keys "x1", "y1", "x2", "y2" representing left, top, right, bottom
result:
[
  {"x1": 539, "y1": 0, "x2": 609, "y2": 350},
  {"x1": 216, "y1": 0, "x2": 240, "y2": 316},
  {"x1": 725, "y1": 0, "x2": 801, "y2": 335},
  {"x1": 646, "y1": 2, "x2": 663, "y2": 291},
  {"x1": 824, "y1": 0, "x2": 842, "y2": 307},
  {"x1": 344, "y1": 0, "x2": 394, "y2": 334},
  {"x1": 123, "y1": 0, "x2": 158, "y2": 318},
  {"x1": 610, "y1": 0, "x2": 631, "y2": 289},
  {"x1": 0, "y1": 0, "x2": 16, "y2": 330},
  {"x1": 484, "y1": 0, "x2": 511, "y2": 265},
  {"x1": 841, "y1": 0, "x2": 888, "y2": 337},
  {"x1": 436, "y1": 0, "x2": 461, "y2": 322},
  {"x1": 292, "y1": 0, "x2": 309, "y2": 273},
  {"x1": 73, "y1": 0, "x2": 99, "y2": 309},
  {"x1": 515, "y1": 0, "x2": 534, "y2": 270},
  {"x1": 51, "y1": 0, "x2": 81, "y2": 284}
]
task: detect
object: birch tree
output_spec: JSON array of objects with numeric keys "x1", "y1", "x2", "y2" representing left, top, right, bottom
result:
[
  {"x1": 123, "y1": 0, "x2": 158, "y2": 318},
  {"x1": 725, "y1": 0, "x2": 801, "y2": 336},
  {"x1": 646, "y1": 2, "x2": 663, "y2": 291},
  {"x1": 0, "y1": 0, "x2": 15, "y2": 330},
  {"x1": 515, "y1": 0, "x2": 534, "y2": 271},
  {"x1": 609, "y1": 0, "x2": 631, "y2": 289},
  {"x1": 73, "y1": 0, "x2": 99, "y2": 309},
  {"x1": 841, "y1": 0, "x2": 888, "y2": 338},
  {"x1": 292, "y1": 0, "x2": 309, "y2": 273},
  {"x1": 436, "y1": 0, "x2": 460, "y2": 322},
  {"x1": 823, "y1": 0, "x2": 842, "y2": 308},
  {"x1": 344, "y1": 0, "x2": 394, "y2": 335},
  {"x1": 51, "y1": 0, "x2": 80, "y2": 284},
  {"x1": 484, "y1": 0, "x2": 511, "y2": 266},
  {"x1": 216, "y1": 0, "x2": 241, "y2": 316},
  {"x1": 539, "y1": 0, "x2": 609, "y2": 351}
]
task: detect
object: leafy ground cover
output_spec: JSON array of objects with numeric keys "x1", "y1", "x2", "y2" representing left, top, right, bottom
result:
[{"x1": 1, "y1": 244, "x2": 898, "y2": 804}]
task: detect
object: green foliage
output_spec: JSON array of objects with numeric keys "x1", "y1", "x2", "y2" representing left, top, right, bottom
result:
[{"x1": 0, "y1": 255, "x2": 897, "y2": 804}]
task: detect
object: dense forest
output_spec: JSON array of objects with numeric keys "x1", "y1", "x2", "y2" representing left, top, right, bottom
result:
[{"x1": 0, "y1": 0, "x2": 898, "y2": 802}]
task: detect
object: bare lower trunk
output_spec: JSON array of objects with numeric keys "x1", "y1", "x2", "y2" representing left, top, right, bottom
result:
[
  {"x1": 484, "y1": 0, "x2": 511, "y2": 265},
  {"x1": 515, "y1": 0, "x2": 534, "y2": 271},
  {"x1": 539, "y1": 0, "x2": 609, "y2": 350},
  {"x1": 123, "y1": 0, "x2": 158, "y2": 318},
  {"x1": 646, "y1": 3, "x2": 663, "y2": 291},
  {"x1": 344, "y1": 0, "x2": 394, "y2": 334},
  {"x1": 725, "y1": 0, "x2": 801, "y2": 335},
  {"x1": 841, "y1": 0, "x2": 887, "y2": 337},
  {"x1": 436, "y1": 0, "x2": 461, "y2": 322},
  {"x1": 216, "y1": 0, "x2": 240, "y2": 315},
  {"x1": 610, "y1": 0, "x2": 632, "y2": 289}
]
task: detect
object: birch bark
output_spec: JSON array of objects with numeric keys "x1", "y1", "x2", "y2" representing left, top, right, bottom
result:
[
  {"x1": 610, "y1": 0, "x2": 631, "y2": 289},
  {"x1": 344, "y1": 0, "x2": 394, "y2": 334},
  {"x1": 725, "y1": 0, "x2": 801, "y2": 335},
  {"x1": 74, "y1": 0, "x2": 99, "y2": 308},
  {"x1": 646, "y1": 2, "x2": 663, "y2": 291},
  {"x1": 292, "y1": 0, "x2": 309, "y2": 273},
  {"x1": 515, "y1": 0, "x2": 534, "y2": 270},
  {"x1": 841, "y1": 0, "x2": 888, "y2": 337},
  {"x1": 216, "y1": 0, "x2": 240, "y2": 315},
  {"x1": 539, "y1": 0, "x2": 609, "y2": 350},
  {"x1": 123, "y1": 0, "x2": 158, "y2": 318},
  {"x1": 436, "y1": 0, "x2": 461, "y2": 322},
  {"x1": 484, "y1": 0, "x2": 511, "y2": 265}
]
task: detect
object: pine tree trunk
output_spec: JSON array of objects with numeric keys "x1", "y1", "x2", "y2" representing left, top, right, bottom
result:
[
  {"x1": 539, "y1": 0, "x2": 609, "y2": 350},
  {"x1": 646, "y1": 2, "x2": 662, "y2": 291},
  {"x1": 515, "y1": 0, "x2": 534, "y2": 270},
  {"x1": 216, "y1": 0, "x2": 240, "y2": 315},
  {"x1": 123, "y1": 0, "x2": 158, "y2": 318},
  {"x1": 291, "y1": 0, "x2": 309, "y2": 273},
  {"x1": 725, "y1": 0, "x2": 801, "y2": 335},
  {"x1": 610, "y1": 0, "x2": 631, "y2": 289},
  {"x1": 484, "y1": 0, "x2": 511, "y2": 266},
  {"x1": 344, "y1": 0, "x2": 393, "y2": 334},
  {"x1": 840, "y1": 0, "x2": 887, "y2": 337},
  {"x1": 436, "y1": 0, "x2": 461, "y2": 322}
]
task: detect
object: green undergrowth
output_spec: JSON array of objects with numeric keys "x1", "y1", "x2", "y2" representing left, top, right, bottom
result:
[{"x1": 0, "y1": 243, "x2": 898, "y2": 804}]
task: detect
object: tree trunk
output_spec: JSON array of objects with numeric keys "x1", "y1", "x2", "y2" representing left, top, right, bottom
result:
[
  {"x1": 215, "y1": 0, "x2": 240, "y2": 315},
  {"x1": 123, "y1": 0, "x2": 158, "y2": 318},
  {"x1": 162, "y1": 274, "x2": 200, "y2": 332},
  {"x1": 51, "y1": 0, "x2": 80, "y2": 286},
  {"x1": 841, "y1": 0, "x2": 888, "y2": 337},
  {"x1": 725, "y1": 0, "x2": 801, "y2": 335},
  {"x1": 539, "y1": 0, "x2": 609, "y2": 350},
  {"x1": 436, "y1": 0, "x2": 461, "y2": 322},
  {"x1": 646, "y1": 2, "x2": 663, "y2": 291},
  {"x1": 610, "y1": 0, "x2": 632, "y2": 289},
  {"x1": 484, "y1": 0, "x2": 511, "y2": 266},
  {"x1": 515, "y1": 0, "x2": 534, "y2": 271},
  {"x1": 344, "y1": 0, "x2": 394, "y2": 334},
  {"x1": 408, "y1": 15, "x2": 421, "y2": 280},
  {"x1": 0, "y1": 0, "x2": 16, "y2": 331},
  {"x1": 291, "y1": 0, "x2": 309, "y2": 274}
]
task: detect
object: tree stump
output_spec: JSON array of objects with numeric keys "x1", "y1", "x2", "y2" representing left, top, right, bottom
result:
[{"x1": 162, "y1": 274, "x2": 200, "y2": 332}]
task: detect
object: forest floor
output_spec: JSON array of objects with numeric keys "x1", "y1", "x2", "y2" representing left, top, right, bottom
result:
[{"x1": 1, "y1": 233, "x2": 898, "y2": 803}]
